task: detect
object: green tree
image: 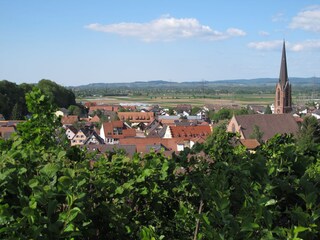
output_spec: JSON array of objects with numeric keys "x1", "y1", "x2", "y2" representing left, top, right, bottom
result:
[
  {"x1": 1, "y1": 87, "x2": 320, "y2": 239},
  {"x1": 38, "y1": 79, "x2": 76, "y2": 108},
  {"x1": 264, "y1": 104, "x2": 272, "y2": 114},
  {"x1": 296, "y1": 115, "x2": 320, "y2": 154},
  {"x1": 249, "y1": 124, "x2": 264, "y2": 143},
  {"x1": 0, "y1": 80, "x2": 29, "y2": 119}
]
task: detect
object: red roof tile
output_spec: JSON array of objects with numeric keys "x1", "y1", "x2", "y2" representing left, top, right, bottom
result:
[
  {"x1": 61, "y1": 115, "x2": 79, "y2": 125},
  {"x1": 118, "y1": 112, "x2": 154, "y2": 123},
  {"x1": 170, "y1": 125, "x2": 212, "y2": 138}
]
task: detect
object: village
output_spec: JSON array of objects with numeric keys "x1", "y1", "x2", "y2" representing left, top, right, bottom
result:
[{"x1": 1, "y1": 42, "x2": 320, "y2": 156}]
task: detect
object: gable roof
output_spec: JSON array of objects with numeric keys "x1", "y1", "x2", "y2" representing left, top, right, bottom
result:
[
  {"x1": 120, "y1": 137, "x2": 178, "y2": 152},
  {"x1": 84, "y1": 144, "x2": 136, "y2": 157},
  {"x1": 0, "y1": 126, "x2": 16, "y2": 139},
  {"x1": 83, "y1": 131, "x2": 105, "y2": 144},
  {"x1": 118, "y1": 112, "x2": 154, "y2": 123},
  {"x1": 101, "y1": 121, "x2": 136, "y2": 138},
  {"x1": 61, "y1": 115, "x2": 79, "y2": 125},
  {"x1": 239, "y1": 139, "x2": 260, "y2": 150},
  {"x1": 170, "y1": 125, "x2": 212, "y2": 138},
  {"x1": 234, "y1": 114, "x2": 299, "y2": 141}
]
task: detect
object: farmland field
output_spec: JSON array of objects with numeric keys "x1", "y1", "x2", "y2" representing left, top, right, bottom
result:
[{"x1": 78, "y1": 93, "x2": 277, "y2": 108}]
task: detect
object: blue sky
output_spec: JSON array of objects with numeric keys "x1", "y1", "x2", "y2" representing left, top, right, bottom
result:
[{"x1": 1, "y1": 1, "x2": 320, "y2": 86}]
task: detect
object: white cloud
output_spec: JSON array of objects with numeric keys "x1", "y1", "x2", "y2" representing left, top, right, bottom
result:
[
  {"x1": 259, "y1": 31, "x2": 270, "y2": 36},
  {"x1": 272, "y1": 12, "x2": 286, "y2": 22},
  {"x1": 248, "y1": 39, "x2": 320, "y2": 51},
  {"x1": 289, "y1": 5, "x2": 320, "y2": 32},
  {"x1": 290, "y1": 39, "x2": 320, "y2": 51},
  {"x1": 85, "y1": 16, "x2": 246, "y2": 42},
  {"x1": 248, "y1": 40, "x2": 283, "y2": 50}
]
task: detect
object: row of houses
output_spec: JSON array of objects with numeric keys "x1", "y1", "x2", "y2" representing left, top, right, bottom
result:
[{"x1": 62, "y1": 104, "x2": 304, "y2": 156}]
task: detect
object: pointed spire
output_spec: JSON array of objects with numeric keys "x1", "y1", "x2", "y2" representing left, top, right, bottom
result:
[{"x1": 279, "y1": 40, "x2": 288, "y2": 88}]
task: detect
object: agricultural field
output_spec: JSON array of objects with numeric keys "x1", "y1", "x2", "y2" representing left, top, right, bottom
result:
[{"x1": 78, "y1": 92, "x2": 276, "y2": 108}]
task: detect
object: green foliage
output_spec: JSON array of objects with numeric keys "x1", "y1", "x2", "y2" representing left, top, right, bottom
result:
[
  {"x1": 264, "y1": 104, "x2": 272, "y2": 114},
  {"x1": 296, "y1": 116, "x2": 320, "y2": 154},
  {"x1": 0, "y1": 80, "x2": 29, "y2": 120},
  {"x1": 68, "y1": 104, "x2": 86, "y2": 117},
  {"x1": 0, "y1": 79, "x2": 76, "y2": 120},
  {"x1": 38, "y1": 79, "x2": 76, "y2": 108},
  {"x1": 1, "y1": 88, "x2": 320, "y2": 239},
  {"x1": 249, "y1": 124, "x2": 264, "y2": 143},
  {"x1": 211, "y1": 108, "x2": 249, "y2": 123}
]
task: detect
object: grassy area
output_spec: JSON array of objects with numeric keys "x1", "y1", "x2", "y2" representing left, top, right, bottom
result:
[{"x1": 78, "y1": 93, "x2": 277, "y2": 108}]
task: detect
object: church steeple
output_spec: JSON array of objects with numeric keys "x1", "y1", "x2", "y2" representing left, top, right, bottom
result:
[
  {"x1": 274, "y1": 40, "x2": 292, "y2": 114},
  {"x1": 279, "y1": 40, "x2": 288, "y2": 88}
]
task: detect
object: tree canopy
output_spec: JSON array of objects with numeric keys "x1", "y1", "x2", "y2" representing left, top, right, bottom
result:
[
  {"x1": 0, "y1": 79, "x2": 76, "y2": 120},
  {"x1": 1, "y1": 88, "x2": 320, "y2": 239}
]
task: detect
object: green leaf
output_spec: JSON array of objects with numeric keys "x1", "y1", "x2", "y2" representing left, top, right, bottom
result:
[
  {"x1": 115, "y1": 186, "x2": 124, "y2": 195},
  {"x1": 66, "y1": 207, "x2": 81, "y2": 224},
  {"x1": 28, "y1": 179, "x2": 39, "y2": 188},
  {"x1": 40, "y1": 163, "x2": 59, "y2": 178},
  {"x1": 58, "y1": 150, "x2": 66, "y2": 160},
  {"x1": 265, "y1": 199, "x2": 277, "y2": 207},
  {"x1": 202, "y1": 214, "x2": 210, "y2": 225},
  {"x1": 29, "y1": 199, "x2": 37, "y2": 209},
  {"x1": 160, "y1": 161, "x2": 169, "y2": 180},
  {"x1": 48, "y1": 200, "x2": 58, "y2": 217},
  {"x1": 21, "y1": 207, "x2": 34, "y2": 217},
  {"x1": 140, "y1": 187, "x2": 148, "y2": 195},
  {"x1": 18, "y1": 167, "x2": 27, "y2": 175},
  {"x1": 241, "y1": 222, "x2": 260, "y2": 232},
  {"x1": 58, "y1": 176, "x2": 72, "y2": 187},
  {"x1": 142, "y1": 169, "x2": 153, "y2": 177},
  {"x1": 0, "y1": 168, "x2": 15, "y2": 181},
  {"x1": 294, "y1": 226, "x2": 309, "y2": 234},
  {"x1": 64, "y1": 223, "x2": 75, "y2": 232}
]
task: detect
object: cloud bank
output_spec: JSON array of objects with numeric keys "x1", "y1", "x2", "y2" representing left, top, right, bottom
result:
[
  {"x1": 85, "y1": 16, "x2": 246, "y2": 42},
  {"x1": 248, "y1": 39, "x2": 320, "y2": 52},
  {"x1": 289, "y1": 5, "x2": 320, "y2": 32}
]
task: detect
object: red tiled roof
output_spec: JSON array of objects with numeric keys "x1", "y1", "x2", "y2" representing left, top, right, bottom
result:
[
  {"x1": 118, "y1": 112, "x2": 155, "y2": 123},
  {"x1": 91, "y1": 115, "x2": 100, "y2": 122},
  {"x1": 0, "y1": 126, "x2": 16, "y2": 139},
  {"x1": 84, "y1": 102, "x2": 97, "y2": 108},
  {"x1": 120, "y1": 138, "x2": 178, "y2": 152},
  {"x1": 170, "y1": 125, "x2": 212, "y2": 138},
  {"x1": 102, "y1": 121, "x2": 136, "y2": 138},
  {"x1": 89, "y1": 105, "x2": 119, "y2": 112},
  {"x1": 123, "y1": 128, "x2": 136, "y2": 137},
  {"x1": 61, "y1": 115, "x2": 79, "y2": 125},
  {"x1": 234, "y1": 114, "x2": 299, "y2": 141},
  {"x1": 239, "y1": 139, "x2": 260, "y2": 150}
]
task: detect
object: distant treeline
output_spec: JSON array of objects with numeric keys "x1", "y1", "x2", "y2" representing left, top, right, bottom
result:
[
  {"x1": 71, "y1": 78, "x2": 320, "y2": 98},
  {"x1": 0, "y1": 79, "x2": 76, "y2": 120}
]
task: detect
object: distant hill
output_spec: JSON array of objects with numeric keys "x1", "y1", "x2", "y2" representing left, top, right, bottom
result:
[{"x1": 70, "y1": 77, "x2": 320, "y2": 89}]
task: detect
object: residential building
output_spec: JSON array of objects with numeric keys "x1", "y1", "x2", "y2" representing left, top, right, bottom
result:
[
  {"x1": 100, "y1": 121, "x2": 136, "y2": 144},
  {"x1": 118, "y1": 112, "x2": 154, "y2": 125},
  {"x1": 227, "y1": 114, "x2": 299, "y2": 142},
  {"x1": 71, "y1": 128, "x2": 104, "y2": 146},
  {"x1": 61, "y1": 115, "x2": 79, "y2": 127},
  {"x1": 0, "y1": 126, "x2": 16, "y2": 140}
]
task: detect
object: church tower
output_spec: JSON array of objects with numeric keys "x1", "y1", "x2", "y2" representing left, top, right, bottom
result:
[{"x1": 274, "y1": 41, "x2": 292, "y2": 114}]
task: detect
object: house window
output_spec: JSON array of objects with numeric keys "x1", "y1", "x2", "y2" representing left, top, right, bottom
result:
[
  {"x1": 277, "y1": 89, "x2": 280, "y2": 106},
  {"x1": 232, "y1": 123, "x2": 236, "y2": 133}
]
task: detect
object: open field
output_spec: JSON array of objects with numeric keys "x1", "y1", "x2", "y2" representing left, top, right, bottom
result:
[{"x1": 78, "y1": 93, "x2": 278, "y2": 108}]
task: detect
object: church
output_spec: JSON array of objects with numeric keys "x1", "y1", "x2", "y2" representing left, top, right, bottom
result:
[
  {"x1": 226, "y1": 41, "x2": 298, "y2": 142},
  {"x1": 274, "y1": 41, "x2": 292, "y2": 114}
]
